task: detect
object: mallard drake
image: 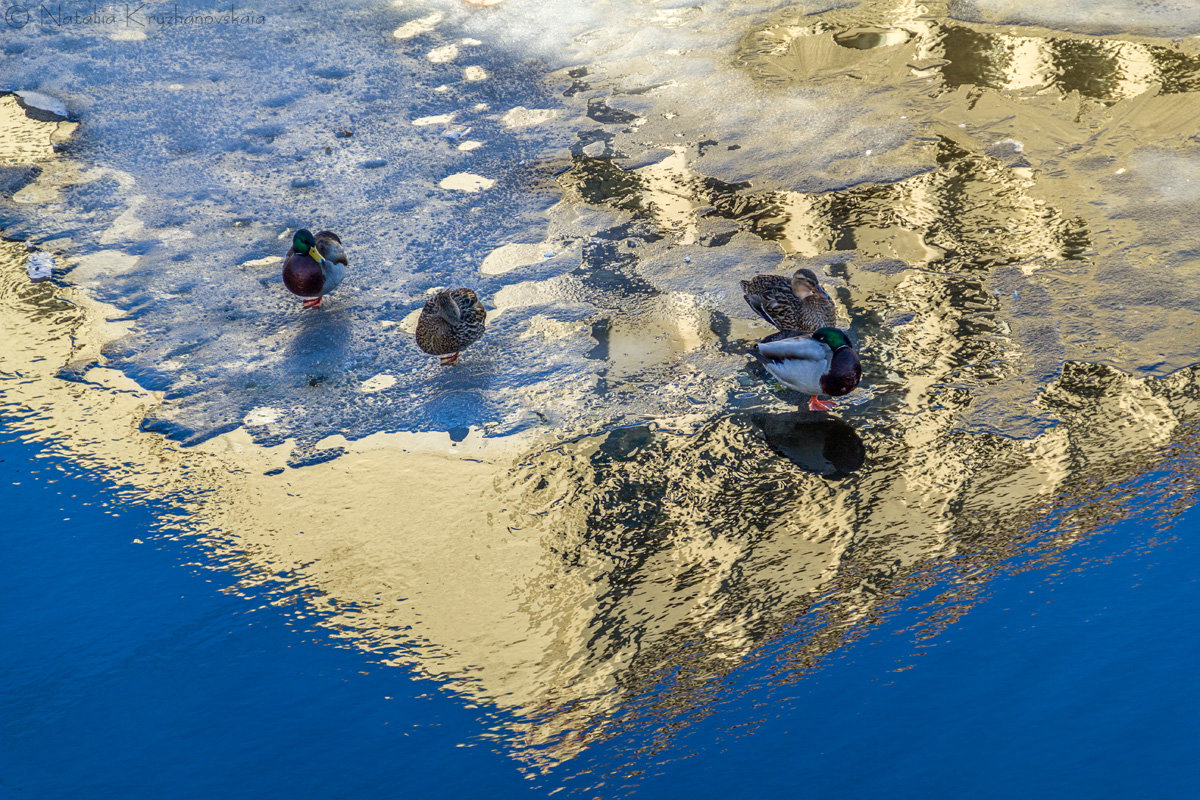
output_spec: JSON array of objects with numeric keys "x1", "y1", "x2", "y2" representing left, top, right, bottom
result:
[
  {"x1": 283, "y1": 228, "x2": 347, "y2": 309},
  {"x1": 752, "y1": 327, "x2": 861, "y2": 412},
  {"x1": 742, "y1": 267, "x2": 835, "y2": 332},
  {"x1": 415, "y1": 288, "x2": 487, "y2": 365}
]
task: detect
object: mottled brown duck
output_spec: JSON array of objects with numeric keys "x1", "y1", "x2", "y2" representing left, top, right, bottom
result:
[
  {"x1": 741, "y1": 267, "x2": 835, "y2": 332},
  {"x1": 415, "y1": 288, "x2": 487, "y2": 365}
]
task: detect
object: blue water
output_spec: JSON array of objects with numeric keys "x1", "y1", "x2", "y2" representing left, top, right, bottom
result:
[
  {"x1": 0, "y1": 426, "x2": 536, "y2": 798},
  {"x1": 5, "y1": 422, "x2": 1197, "y2": 798}
]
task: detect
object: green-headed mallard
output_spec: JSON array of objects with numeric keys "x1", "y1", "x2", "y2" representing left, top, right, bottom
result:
[
  {"x1": 752, "y1": 327, "x2": 861, "y2": 412},
  {"x1": 283, "y1": 228, "x2": 347, "y2": 309},
  {"x1": 742, "y1": 267, "x2": 835, "y2": 332},
  {"x1": 415, "y1": 288, "x2": 487, "y2": 366}
]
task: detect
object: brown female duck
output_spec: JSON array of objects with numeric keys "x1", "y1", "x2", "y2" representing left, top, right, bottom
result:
[
  {"x1": 742, "y1": 267, "x2": 835, "y2": 332},
  {"x1": 415, "y1": 288, "x2": 487, "y2": 365}
]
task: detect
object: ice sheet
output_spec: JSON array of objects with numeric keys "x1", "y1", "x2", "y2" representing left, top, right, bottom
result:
[{"x1": 3, "y1": 0, "x2": 1200, "y2": 454}]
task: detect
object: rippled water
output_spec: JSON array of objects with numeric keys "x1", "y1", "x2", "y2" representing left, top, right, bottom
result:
[{"x1": 3, "y1": 0, "x2": 1200, "y2": 795}]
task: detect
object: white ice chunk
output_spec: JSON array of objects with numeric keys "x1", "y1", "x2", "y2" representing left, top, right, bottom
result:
[
  {"x1": 360, "y1": 374, "x2": 397, "y2": 393},
  {"x1": 439, "y1": 172, "x2": 495, "y2": 192},
  {"x1": 412, "y1": 113, "x2": 455, "y2": 126},
  {"x1": 428, "y1": 44, "x2": 459, "y2": 63},
  {"x1": 398, "y1": 308, "x2": 422, "y2": 334},
  {"x1": 15, "y1": 91, "x2": 68, "y2": 119},
  {"x1": 26, "y1": 251, "x2": 54, "y2": 281},
  {"x1": 481, "y1": 243, "x2": 549, "y2": 275},
  {"x1": 243, "y1": 407, "x2": 280, "y2": 426},
  {"x1": 501, "y1": 107, "x2": 558, "y2": 128},
  {"x1": 393, "y1": 11, "x2": 443, "y2": 39}
]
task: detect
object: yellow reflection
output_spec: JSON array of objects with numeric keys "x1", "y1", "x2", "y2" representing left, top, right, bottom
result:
[
  {"x1": 4, "y1": 232, "x2": 1199, "y2": 770},
  {"x1": 738, "y1": 0, "x2": 1200, "y2": 104},
  {"x1": 0, "y1": 94, "x2": 75, "y2": 166},
  {"x1": 561, "y1": 137, "x2": 1085, "y2": 268}
]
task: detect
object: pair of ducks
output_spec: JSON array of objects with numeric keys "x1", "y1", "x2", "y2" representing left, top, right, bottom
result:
[
  {"x1": 282, "y1": 228, "x2": 486, "y2": 366},
  {"x1": 743, "y1": 268, "x2": 861, "y2": 412},
  {"x1": 283, "y1": 228, "x2": 860, "y2": 409}
]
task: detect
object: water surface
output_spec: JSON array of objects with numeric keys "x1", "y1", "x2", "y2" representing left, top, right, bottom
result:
[{"x1": 3, "y1": 0, "x2": 1200, "y2": 795}]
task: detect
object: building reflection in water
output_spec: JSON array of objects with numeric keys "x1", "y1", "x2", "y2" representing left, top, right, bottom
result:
[
  {"x1": 557, "y1": 0, "x2": 1200, "y2": 436},
  {"x1": 3, "y1": 1, "x2": 1200, "y2": 785},
  {"x1": 737, "y1": 0, "x2": 1200, "y2": 104},
  {"x1": 491, "y1": 359, "x2": 1199, "y2": 765},
  {"x1": 558, "y1": 131, "x2": 1090, "y2": 434},
  {"x1": 4, "y1": 235, "x2": 1198, "y2": 768}
]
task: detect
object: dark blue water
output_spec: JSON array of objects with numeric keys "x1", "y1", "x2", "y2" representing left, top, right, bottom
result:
[
  {"x1": 0, "y1": 427, "x2": 535, "y2": 799},
  {"x1": 5, "y1": 421, "x2": 1197, "y2": 798}
]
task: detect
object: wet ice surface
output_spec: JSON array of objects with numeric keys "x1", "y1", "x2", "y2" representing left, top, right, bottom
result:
[
  {"x1": 4, "y1": 0, "x2": 1200, "y2": 451},
  {"x1": 0, "y1": 0, "x2": 939, "y2": 454},
  {"x1": 2, "y1": 0, "x2": 597, "y2": 451}
]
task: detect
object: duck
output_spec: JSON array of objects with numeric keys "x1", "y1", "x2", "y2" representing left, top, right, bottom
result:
[
  {"x1": 283, "y1": 228, "x2": 347, "y2": 309},
  {"x1": 415, "y1": 288, "x2": 487, "y2": 365},
  {"x1": 742, "y1": 267, "x2": 836, "y2": 332},
  {"x1": 752, "y1": 327, "x2": 861, "y2": 412}
]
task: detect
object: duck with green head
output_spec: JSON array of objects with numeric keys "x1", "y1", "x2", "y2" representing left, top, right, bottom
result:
[
  {"x1": 415, "y1": 288, "x2": 487, "y2": 365},
  {"x1": 283, "y1": 228, "x2": 347, "y2": 309},
  {"x1": 742, "y1": 267, "x2": 836, "y2": 332},
  {"x1": 752, "y1": 327, "x2": 861, "y2": 412}
]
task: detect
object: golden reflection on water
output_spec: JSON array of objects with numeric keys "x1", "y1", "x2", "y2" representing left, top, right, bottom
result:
[
  {"x1": 739, "y1": 0, "x2": 1200, "y2": 103},
  {"x1": 560, "y1": 0, "x2": 1200, "y2": 435},
  {"x1": 4, "y1": 231, "x2": 1199, "y2": 770},
  {"x1": 0, "y1": 94, "x2": 75, "y2": 166},
  {"x1": 560, "y1": 136, "x2": 1087, "y2": 427},
  {"x1": 562, "y1": 136, "x2": 1088, "y2": 266},
  {"x1": 4, "y1": 2, "x2": 1200, "y2": 783}
]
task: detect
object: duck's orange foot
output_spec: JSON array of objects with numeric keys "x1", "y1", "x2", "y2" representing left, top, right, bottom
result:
[
  {"x1": 439, "y1": 352, "x2": 460, "y2": 366},
  {"x1": 808, "y1": 396, "x2": 836, "y2": 412},
  {"x1": 302, "y1": 296, "x2": 322, "y2": 309}
]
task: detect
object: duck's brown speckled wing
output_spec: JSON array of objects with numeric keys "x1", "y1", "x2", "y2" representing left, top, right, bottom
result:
[
  {"x1": 449, "y1": 288, "x2": 487, "y2": 343},
  {"x1": 415, "y1": 288, "x2": 488, "y2": 356},
  {"x1": 742, "y1": 274, "x2": 802, "y2": 330}
]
